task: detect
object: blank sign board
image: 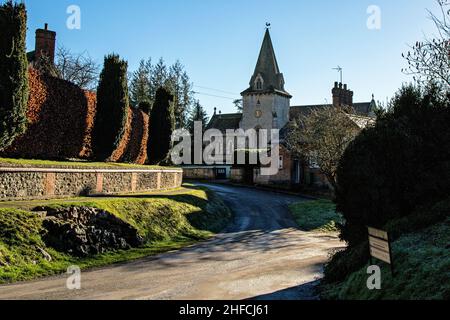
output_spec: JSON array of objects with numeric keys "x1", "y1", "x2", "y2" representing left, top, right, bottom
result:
[{"x1": 368, "y1": 227, "x2": 392, "y2": 265}]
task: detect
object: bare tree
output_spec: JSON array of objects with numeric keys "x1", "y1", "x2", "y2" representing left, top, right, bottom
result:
[
  {"x1": 285, "y1": 107, "x2": 363, "y2": 190},
  {"x1": 55, "y1": 46, "x2": 99, "y2": 90},
  {"x1": 233, "y1": 99, "x2": 243, "y2": 113},
  {"x1": 402, "y1": 0, "x2": 450, "y2": 91}
]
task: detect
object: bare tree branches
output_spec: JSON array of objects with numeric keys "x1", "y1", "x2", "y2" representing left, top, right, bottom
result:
[
  {"x1": 402, "y1": 0, "x2": 450, "y2": 92},
  {"x1": 55, "y1": 46, "x2": 99, "y2": 91},
  {"x1": 285, "y1": 107, "x2": 362, "y2": 190}
]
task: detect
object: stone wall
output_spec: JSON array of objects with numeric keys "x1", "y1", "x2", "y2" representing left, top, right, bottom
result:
[
  {"x1": 0, "y1": 167, "x2": 183, "y2": 200},
  {"x1": 183, "y1": 167, "x2": 216, "y2": 180},
  {"x1": 230, "y1": 168, "x2": 244, "y2": 182}
]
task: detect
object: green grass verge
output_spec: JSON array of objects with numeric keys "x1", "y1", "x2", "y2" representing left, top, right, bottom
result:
[
  {"x1": 0, "y1": 157, "x2": 176, "y2": 169},
  {"x1": 321, "y1": 218, "x2": 450, "y2": 300},
  {"x1": 289, "y1": 200, "x2": 342, "y2": 232},
  {"x1": 0, "y1": 186, "x2": 232, "y2": 284}
]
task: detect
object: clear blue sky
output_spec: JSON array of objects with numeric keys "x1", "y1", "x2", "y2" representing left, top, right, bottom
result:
[{"x1": 23, "y1": 0, "x2": 440, "y2": 117}]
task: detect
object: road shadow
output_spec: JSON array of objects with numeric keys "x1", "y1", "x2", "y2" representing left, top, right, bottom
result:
[{"x1": 245, "y1": 280, "x2": 321, "y2": 300}]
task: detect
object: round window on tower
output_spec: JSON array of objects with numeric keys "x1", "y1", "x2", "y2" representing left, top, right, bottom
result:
[{"x1": 255, "y1": 110, "x2": 262, "y2": 118}]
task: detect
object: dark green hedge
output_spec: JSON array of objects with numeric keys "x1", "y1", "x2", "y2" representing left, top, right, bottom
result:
[
  {"x1": 323, "y1": 85, "x2": 450, "y2": 283},
  {"x1": 93, "y1": 54, "x2": 129, "y2": 160},
  {"x1": 0, "y1": 1, "x2": 28, "y2": 151},
  {"x1": 336, "y1": 85, "x2": 450, "y2": 247},
  {"x1": 138, "y1": 100, "x2": 151, "y2": 114},
  {"x1": 147, "y1": 87, "x2": 174, "y2": 165}
]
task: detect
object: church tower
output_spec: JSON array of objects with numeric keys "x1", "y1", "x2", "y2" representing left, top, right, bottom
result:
[{"x1": 241, "y1": 28, "x2": 292, "y2": 132}]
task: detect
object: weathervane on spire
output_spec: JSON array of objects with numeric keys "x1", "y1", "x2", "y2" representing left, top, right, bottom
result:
[
  {"x1": 333, "y1": 65, "x2": 343, "y2": 83},
  {"x1": 265, "y1": 22, "x2": 271, "y2": 30}
]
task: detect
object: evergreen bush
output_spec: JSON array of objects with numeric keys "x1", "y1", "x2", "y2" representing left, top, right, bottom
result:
[
  {"x1": 93, "y1": 54, "x2": 129, "y2": 160},
  {"x1": 0, "y1": 1, "x2": 29, "y2": 151},
  {"x1": 147, "y1": 87, "x2": 174, "y2": 165}
]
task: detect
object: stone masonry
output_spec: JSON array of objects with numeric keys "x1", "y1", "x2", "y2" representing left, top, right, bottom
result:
[{"x1": 0, "y1": 167, "x2": 183, "y2": 200}]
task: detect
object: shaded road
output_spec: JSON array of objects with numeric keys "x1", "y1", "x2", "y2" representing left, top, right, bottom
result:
[{"x1": 0, "y1": 183, "x2": 343, "y2": 300}]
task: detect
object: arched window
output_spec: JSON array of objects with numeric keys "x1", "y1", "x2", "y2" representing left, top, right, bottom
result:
[
  {"x1": 256, "y1": 79, "x2": 262, "y2": 90},
  {"x1": 255, "y1": 74, "x2": 264, "y2": 90}
]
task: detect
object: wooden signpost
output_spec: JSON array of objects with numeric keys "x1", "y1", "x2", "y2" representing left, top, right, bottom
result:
[{"x1": 368, "y1": 227, "x2": 394, "y2": 276}]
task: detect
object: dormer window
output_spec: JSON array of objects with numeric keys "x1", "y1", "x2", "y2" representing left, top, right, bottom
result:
[
  {"x1": 254, "y1": 74, "x2": 264, "y2": 90},
  {"x1": 256, "y1": 80, "x2": 262, "y2": 90}
]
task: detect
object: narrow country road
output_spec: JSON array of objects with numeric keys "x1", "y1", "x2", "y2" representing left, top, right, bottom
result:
[{"x1": 0, "y1": 183, "x2": 343, "y2": 300}]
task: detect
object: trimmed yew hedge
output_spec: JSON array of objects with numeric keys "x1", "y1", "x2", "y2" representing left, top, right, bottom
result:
[
  {"x1": 147, "y1": 88, "x2": 175, "y2": 165},
  {"x1": 93, "y1": 54, "x2": 129, "y2": 160},
  {"x1": 0, "y1": 1, "x2": 28, "y2": 151}
]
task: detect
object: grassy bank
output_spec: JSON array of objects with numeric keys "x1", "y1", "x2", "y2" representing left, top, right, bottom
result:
[
  {"x1": 321, "y1": 218, "x2": 450, "y2": 300},
  {"x1": 0, "y1": 157, "x2": 175, "y2": 169},
  {"x1": 321, "y1": 198, "x2": 450, "y2": 300},
  {"x1": 0, "y1": 186, "x2": 231, "y2": 284},
  {"x1": 289, "y1": 200, "x2": 342, "y2": 233}
]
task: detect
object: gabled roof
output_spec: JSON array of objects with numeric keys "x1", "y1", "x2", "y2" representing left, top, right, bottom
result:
[
  {"x1": 290, "y1": 104, "x2": 331, "y2": 119},
  {"x1": 206, "y1": 113, "x2": 242, "y2": 132},
  {"x1": 353, "y1": 101, "x2": 376, "y2": 116},
  {"x1": 241, "y1": 29, "x2": 291, "y2": 98}
]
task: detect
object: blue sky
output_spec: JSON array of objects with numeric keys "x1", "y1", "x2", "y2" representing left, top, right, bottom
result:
[{"x1": 23, "y1": 0, "x2": 440, "y2": 116}]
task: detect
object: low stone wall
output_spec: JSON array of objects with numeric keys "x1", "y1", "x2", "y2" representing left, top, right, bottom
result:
[
  {"x1": 230, "y1": 168, "x2": 244, "y2": 182},
  {"x1": 183, "y1": 167, "x2": 216, "y2": 180},
  {"x1": 0, "y1": 167, "x2": 183, "y2": 200}
]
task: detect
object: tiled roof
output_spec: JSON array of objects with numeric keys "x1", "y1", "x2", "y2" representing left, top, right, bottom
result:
[
  {"x1": 353, "y1": 102, "x2": 376, "y2": 116},
  {"x1": 290, "y1": 101, "x2": 376, "y2": 119},
  {"x1": 206, "y1": 113, "x2": 242, "y2": 132},
  {"x1": 207, "y1": 101, "x2": 376, "y2": 133}
]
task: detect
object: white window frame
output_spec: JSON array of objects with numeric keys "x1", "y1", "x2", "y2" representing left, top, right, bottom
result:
[{"x1": 309, "y1": 152, "x2": 320, "y2": 169}]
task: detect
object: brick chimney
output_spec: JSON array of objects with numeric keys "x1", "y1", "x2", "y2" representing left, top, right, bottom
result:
[
  {"x1": 332, "y1": 82, "x2": 354, "y2": 107},
  {"x1": 35, "y1": 23, "x2": 56, "y2": 63}
]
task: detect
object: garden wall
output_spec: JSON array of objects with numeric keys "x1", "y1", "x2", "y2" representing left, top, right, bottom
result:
[{"x1": 0, "y1": 167, "x2": 182, "y2": 200}]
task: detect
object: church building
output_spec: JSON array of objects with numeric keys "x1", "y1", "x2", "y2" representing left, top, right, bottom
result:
[{"x1": 189, "y1": 28, "x2": 376, "y2": 189}]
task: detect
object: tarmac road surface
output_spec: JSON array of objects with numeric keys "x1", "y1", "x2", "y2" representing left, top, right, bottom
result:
[{"x1": 0, "y1": 183, "x2": 343, "y2": 300}]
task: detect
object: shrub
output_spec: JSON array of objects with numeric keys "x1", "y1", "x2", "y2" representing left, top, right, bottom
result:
[
  {"x1": 327, "y1": 85, "x2": 450, "y2": 281},
  {"x1": 3, "y1": 69, "x2": 96, "y2": 159},
  {"x1": 147, "y1": 87, "x2": 174, "y2": 165},
  {"x1": 323, "y1": 242, "x2": 369, "y2": 284},
  {"x1": 138, "y1": 100, "x2": 152, "y2": 114},
  {"x1": 93, "y1": 54, "x2": 129, "y2": 160},
  {"x1": 0, "y1": 1, "x2": 28, "y2": 151}
]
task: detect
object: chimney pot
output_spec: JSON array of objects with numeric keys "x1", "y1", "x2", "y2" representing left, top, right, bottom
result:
[
  {"x1": 344, "y1": 84, "x2": 347, "y2": 90},
  {"x1": 339, "y1": 83, "x2": 343, "y2": 89},
  {"x1": 45, "y1": 23, "x2": 48, "y2": 30}
]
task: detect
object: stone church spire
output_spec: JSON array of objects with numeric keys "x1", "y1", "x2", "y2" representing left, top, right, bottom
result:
[
  {"x1": 242, "y1": 28, "x2": 291, "y2": 97},
  {"x1": 240, "y1": 27, "x2": 292, "y2": 131}
]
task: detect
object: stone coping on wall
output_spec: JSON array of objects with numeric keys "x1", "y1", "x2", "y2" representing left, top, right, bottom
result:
[{"x1": 0, "y1": 167, "x2": 182, "y2": 173}]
